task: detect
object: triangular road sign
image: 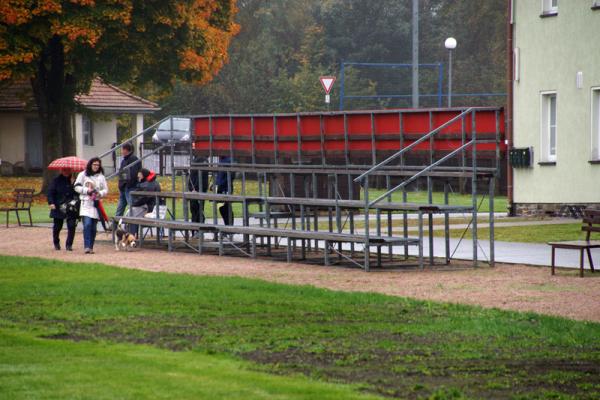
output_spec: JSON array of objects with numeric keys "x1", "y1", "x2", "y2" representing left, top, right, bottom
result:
[{"x1": 319, "y1": 76, "x2": 336, "y2": 94}]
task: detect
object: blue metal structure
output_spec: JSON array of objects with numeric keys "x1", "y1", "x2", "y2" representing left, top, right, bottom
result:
[
  {"x1": 339, "y1": 62, "x2": 443, "y2": 110},
  {"x1": 339, "y1": 61, "x2": 506, "y2": 110}
]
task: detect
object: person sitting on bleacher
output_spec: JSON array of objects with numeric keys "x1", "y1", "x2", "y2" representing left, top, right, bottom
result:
[{"x1": 128, "y1": 168, "x2": 161, "y2": 235}]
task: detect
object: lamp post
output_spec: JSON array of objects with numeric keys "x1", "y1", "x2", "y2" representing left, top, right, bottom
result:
[{"x1": 444, "y1": 37, "x2": 457, "y2": 107}]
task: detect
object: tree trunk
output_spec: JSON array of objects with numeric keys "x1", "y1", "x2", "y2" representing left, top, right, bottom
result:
[{"x1": 31, "y1": 36, "x2": 77, "y2": 193}]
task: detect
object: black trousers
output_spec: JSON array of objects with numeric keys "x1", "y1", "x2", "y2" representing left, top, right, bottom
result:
[
  {"x1": 53, "y1": 217, "x2": 77, "y2": 248},
  {"x1": 219, "y1": 203, "x2": 233, "y2": 226},
  {"x1": 217, "y1": 187, "x2": 233, "y2": 226},
  {"x1": 189, "y1": 199, "x2": 205, "y2": 223}
]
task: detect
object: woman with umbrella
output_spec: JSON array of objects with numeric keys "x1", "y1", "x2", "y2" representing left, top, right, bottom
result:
[
  {"x1": 74, "y1": 157, "x2": 108, "y2": 254},
  {"x1": 47, "y1": 167, "x2": 77, "y2": 251},
  {"x1": 47, "y1": 156, "x2": 88, "y2": 251}
]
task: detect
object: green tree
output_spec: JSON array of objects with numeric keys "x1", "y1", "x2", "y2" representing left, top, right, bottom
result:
[
  {"x1": 161, "y1": 0, "x2": 337, "y2": 115},
  {"x1": 420, "y1": 0, "x2": 507, "y2": 106},
  {"x1": 161, "y1": 0, "x2": 506, "y2": 115}
]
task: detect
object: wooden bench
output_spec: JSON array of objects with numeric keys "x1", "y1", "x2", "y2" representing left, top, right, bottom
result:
[
  {"x1": 128, "y1": 190, "x2": 480, "y2": 270},
  {"x1": 118, "y1": 216, "x2": 216, "y2": 232},
  {"x1": 117, "y1": 216, "x2": 219, "y2": 252},
  {"x1": 548, "y1": 209, "x2": 600, "y2": 277},
  {"x1": 218, "y1": 225, "x2": 421, "y2": 269},
  {"x1": 120, "y1": 214, "x2": 421, "y2": 270},
  {"x1": 0, "y1": 188, "x2": 34, "y2": 228}
]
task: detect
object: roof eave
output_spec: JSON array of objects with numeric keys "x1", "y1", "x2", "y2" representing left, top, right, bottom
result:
[
  {"x1": 0, "y1": 106, "x2": 160, "y2": 113},
  {"x1": 80, "y1": 106, "x2": 161, "y2": 113}
]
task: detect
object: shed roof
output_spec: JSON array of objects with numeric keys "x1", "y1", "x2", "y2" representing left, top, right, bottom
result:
[{"x1": 0, "y1": 78, "x2": 160, "y2": 113}]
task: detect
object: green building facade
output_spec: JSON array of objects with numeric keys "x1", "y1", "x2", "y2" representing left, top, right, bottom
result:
[{"x1": 512, "y1": 0, "x2": 600, "y2": 215}]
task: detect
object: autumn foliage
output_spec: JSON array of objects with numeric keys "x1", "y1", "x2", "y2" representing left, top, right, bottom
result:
[
  {"x1": 0, "y1": 0, "x2": 238, "y2": 191},
  {"x1": 0, "y1": 176, "x2": 185, "y2": 206},
  {"x1": 0, "y1": 0, "x2": 239, "y2": 84},
  {"x1": 0, "y1": 177, "x2": 119, "y2": 206},
  {"x1": 0, "y1": 0, "x2": 238, "y2": 82}
]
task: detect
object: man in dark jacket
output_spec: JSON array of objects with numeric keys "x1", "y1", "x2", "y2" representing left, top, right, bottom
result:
[
  {"x1": 47, "y1": 168, "x2": 77, "y2": 251},
  {"x1": 115, "y1": 142, "x2": 141, "y2": 217},
  {"x1": 128, "y1": 168, "x2": 161, "y2": 235}
]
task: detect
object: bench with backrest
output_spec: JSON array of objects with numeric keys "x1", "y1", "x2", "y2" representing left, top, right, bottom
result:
[
  {"x1": 548, "y1": 209, "x2": 600, "y2": 277},
  {"x1": 0, "y1": 188, "x2": 34, "y2": 228}
]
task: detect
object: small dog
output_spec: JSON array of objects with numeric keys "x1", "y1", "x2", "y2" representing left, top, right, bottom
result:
[{"x1": 114, "y1": 220, "x2": 137, "y2": 251}]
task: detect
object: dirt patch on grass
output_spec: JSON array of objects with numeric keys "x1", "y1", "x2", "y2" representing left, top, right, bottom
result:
[
  {"x1": 41, "y1": 317, "x2": 204, "y2": 351},
  {"x1": 244, "y1": 348, "x2": 600, "y2": 399},
  {"x1": 1, "y1": 226, "x2": 599, "y2": 322}
]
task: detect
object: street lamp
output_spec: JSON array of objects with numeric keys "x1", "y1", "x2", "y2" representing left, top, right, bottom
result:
[{"x1": 444, "y1": 37, "x2": 457, "y2": 107}]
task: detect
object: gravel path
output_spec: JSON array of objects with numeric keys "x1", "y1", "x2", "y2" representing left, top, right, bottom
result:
[{"x1": 1, "y1": 226, "x2": 599, "y2": 323}]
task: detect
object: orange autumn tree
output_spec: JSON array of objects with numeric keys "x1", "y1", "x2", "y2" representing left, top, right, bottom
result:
[{"x1": 0, "y1": 0, "x2": 238, "y2": 186}]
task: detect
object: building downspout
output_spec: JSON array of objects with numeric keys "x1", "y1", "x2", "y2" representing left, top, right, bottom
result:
[{"x1": 506, "y1": 0, "x2": 515, "y2": 215}]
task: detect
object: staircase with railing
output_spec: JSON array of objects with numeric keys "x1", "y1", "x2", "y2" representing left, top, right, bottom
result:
[
  {"x1": 98, "y1": 115, "x2": 195, "y2": 200},
  {"x1": 354, "y1": 107, "x2": 499, "y2": 270}
]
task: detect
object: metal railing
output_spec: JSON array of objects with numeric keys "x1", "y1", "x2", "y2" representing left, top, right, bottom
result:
[
  {"x1": 368, "y1": 140, "x2": 475, "y2": 207},
  {"x1": 98, "y1": 116, "x2": 190, "y2": 180},
  {"x1": 354, "y1": 108, "x2": 474, "y2": 184},
  {"x1": 352, "y1": 107, "x2": 497, "y2": 269}
]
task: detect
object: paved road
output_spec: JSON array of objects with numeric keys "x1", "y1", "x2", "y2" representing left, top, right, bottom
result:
[
  {"x1": 402, "y1": 217, "x2": 589, "y2": 269},
  {"x1": 338, "y1": 215, "x2": 589, "y2": 269},
  {"x1": 412, "y1": 236, "x2": 598, "y2": 270}
]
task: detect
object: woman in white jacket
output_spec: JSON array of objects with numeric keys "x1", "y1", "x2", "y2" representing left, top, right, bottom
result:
[{"x1": 74, "y1": 157, "x2": 108, "y2": 254}]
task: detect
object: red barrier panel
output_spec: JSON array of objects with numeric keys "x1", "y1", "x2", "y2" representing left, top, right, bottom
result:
[{"x1": 193, "y1": 108, "x2": 505, "y2": 160}]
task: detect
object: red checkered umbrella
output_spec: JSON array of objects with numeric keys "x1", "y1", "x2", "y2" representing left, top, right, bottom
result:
[{"x1": 47, "y1": 156, "x2": 88, "y2": 172}]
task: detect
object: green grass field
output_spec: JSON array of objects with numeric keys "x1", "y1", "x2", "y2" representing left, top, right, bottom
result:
[
  {"x1": 6, "y1": 202, "x2": 584, "y2": 245},
  {"x1": 1, "y1": 331, "x2": 378, "y2": 400},
  {"x1": 1, "y1": 255, "x2": 599, "y2": 399},
  {"x1": 4, "y1": 173, "x2": 586, "y2": 244},
  {"x1": 3, "y1": 174, "x2": 507, "y2": 223},
  {"x1": 3, "y1": 203, "x2": 118, "y2": 225},
  {"x1": 444, "y1": 223, "x2": 588, "y2": 243}
]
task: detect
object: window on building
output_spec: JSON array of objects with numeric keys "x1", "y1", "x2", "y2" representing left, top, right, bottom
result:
[
  {"x1": 542, "y1": 0, "x2": 558, "y2": 14},
  {"x1": 592, "y1": 88, "x2": 600, "y2": 160},
  {"x1": 83, "y1": 116, "x2": 94, "y2": 146},
  {"x1": 541, "y1": 92, "x2": 557, "y2": 162}
]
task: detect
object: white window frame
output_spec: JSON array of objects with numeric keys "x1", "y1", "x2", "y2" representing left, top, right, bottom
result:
[
  {"x1": 513, "y1": 47, "x2": 520, "y2": 82},
  {"x1": 540, "y1": 91, "x2": 557, "y2": 162},
  {"x1": 542, "y1": 0, "x2": 558, "y2": 14},
  {"x1": 83, "y1": 115, "x2": 94, "y2": 146},
  {"x1": 592, "y1": 87, "x2": 600, "y2": 160}
]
